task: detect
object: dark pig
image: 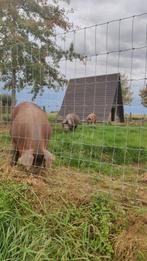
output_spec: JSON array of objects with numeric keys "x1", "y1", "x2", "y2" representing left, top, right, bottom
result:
[
  {"x1": 10, "y1": 102, "x2": 55, "y2": 170},
  {"x1": 62, "y1": 113, "x2": 80, "y2": 131}
]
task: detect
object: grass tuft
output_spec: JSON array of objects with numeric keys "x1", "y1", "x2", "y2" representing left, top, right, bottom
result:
[{"x1": 0, "y1": 181, "x2": 119, "y2": 261}]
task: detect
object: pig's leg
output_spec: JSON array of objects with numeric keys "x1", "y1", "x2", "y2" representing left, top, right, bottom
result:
[
  {"x1": 73, "y1": 125, "x2": 77, "y2": 131},
  {"x1": 42, "y1": 157, "x2": 46, "y2": 167},
  {"x1": 11, "y1": 148, "x2": 19, "y2": 166},
  {"x1": 43, "y1": 149, "x2": 55, "y2": 167}
]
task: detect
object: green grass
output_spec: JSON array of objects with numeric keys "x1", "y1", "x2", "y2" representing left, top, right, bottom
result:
[
  {"x1": 3, "y1": 115, "x2": 11, "y2": 122},
  {"x1": 50, "y1": 124, "x2": 147, "y2": 174},
  {"x1": 0, "y1": 181, "x2": 120, "y2": 261},
  {"x1": 52, "y1": 123, "x2": 147, "y2": 149},
  {"x1": 1, "y1": 123, "x2": 147, "y2": 175},
  {"x1": 48, "y1": 112, "x2": 58, "y2": 122},
  {"x1": 138, "y1": 251, "x2": 147, "y2": 261},
  {"x1": 0, "y1": 122, "x2": 147, "y2": 260},
  {"x1": 1, "y1": 113, "x2": 11, "y2": 122}
]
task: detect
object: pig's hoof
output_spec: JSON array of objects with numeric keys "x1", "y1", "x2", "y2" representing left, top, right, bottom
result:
[{"x1": 10, "y1": 160, "x2": 17, "y2": 166}]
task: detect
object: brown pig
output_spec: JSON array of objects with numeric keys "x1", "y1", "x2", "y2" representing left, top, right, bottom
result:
[
  {"x1": 86, "y1": 113, "x2": 97, "y2": 124},
  {"x1": 10, "y1": 102, "x2": 55, "y2": 170},
  {"x1": 62, "y1": 113, "x2": 80, "y2": 131}
]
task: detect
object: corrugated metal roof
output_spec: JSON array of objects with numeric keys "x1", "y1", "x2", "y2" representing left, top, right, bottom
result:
[{"x1": 59, "y1": 73, "x2": 124, "y2": 122}]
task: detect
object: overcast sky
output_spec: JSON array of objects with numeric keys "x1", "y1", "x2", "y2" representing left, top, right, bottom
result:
[
  {"x1": 56, "y1": 2, "x2": 147, "y2": 88},
  {"x1": 50, "y1": 0, "x2": 147, "y2": 113},
  {"x1": 16, "y1": 0, "x2": 147, "y2": 114},
  {"x1": 69, "y1": 0, "x2": 147, "y2": 27},
  {"x1": 16, "y1": 0, "x2": 147, "y2": 113}
]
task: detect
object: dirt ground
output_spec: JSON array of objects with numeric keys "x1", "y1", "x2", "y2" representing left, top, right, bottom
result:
[{"x1": 0, "y1": 123, "x2": 10, "y2": 133}]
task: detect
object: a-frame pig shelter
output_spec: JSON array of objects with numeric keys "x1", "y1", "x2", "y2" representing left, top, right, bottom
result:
[{"x1": 59, "y1": 73, "x2": 124, "y2": 122}]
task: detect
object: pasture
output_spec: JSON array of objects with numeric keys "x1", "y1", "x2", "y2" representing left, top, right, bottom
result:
[
  {"x1": 51, "y1": 122, "x2": 147, "y2": 175},
  {"x1": 0, "y1": 119, "x2": 147, "y2": 260},
  {"x1": 0, "y1": 4, "x2": 147, "y2": 260}
]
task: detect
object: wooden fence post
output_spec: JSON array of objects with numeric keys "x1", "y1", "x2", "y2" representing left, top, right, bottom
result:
[
  {"x1": 0, "y1": 100, "x2": 2, "y2": 123},
  {"x1": 129, "y1": 112, "x2": 132, "y2": 122}
]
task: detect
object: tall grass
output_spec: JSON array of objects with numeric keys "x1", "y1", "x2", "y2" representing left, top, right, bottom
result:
[{"x1": 0, "y1": 181, "x2": 119, "y2": 261}]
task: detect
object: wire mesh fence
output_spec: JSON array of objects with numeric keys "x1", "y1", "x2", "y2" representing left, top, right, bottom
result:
[{"x1": 0, "y1": 13, "x2": 147, "y2": 186}]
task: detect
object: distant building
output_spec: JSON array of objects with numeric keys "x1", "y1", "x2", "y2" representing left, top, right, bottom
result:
[{"x1": 59, "y1": 73, "x2": 124, "y2": 122}]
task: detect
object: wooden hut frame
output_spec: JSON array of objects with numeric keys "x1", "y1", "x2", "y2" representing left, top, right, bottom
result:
[{"x1": 59, "y1": 73, "x2": 124, "y2": 123}]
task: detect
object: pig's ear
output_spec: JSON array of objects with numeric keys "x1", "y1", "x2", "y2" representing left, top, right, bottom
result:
[
  {"x1": 18, "y1": 150, "x2": 34, "y2": 170},
  {"x1": 62, "y1": 119, "x2": 67, "y2": 124},
  {"x1": 68, "y1": 119, "x2": 72, "y2": 126},
  {"x1": 43, "y1": 149, "x2": 55, "y2": 167}
]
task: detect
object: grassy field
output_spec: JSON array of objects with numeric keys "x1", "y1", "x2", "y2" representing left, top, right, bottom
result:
[
  {"x1": 50, "y1": 123, "x2": 147, "y2": 175},
  {"x1": 0, "y1": 167, "x2": 146, "y2": 261},
  {"x1": 0, "y1": 120, "x2": 147, "y2": 260},
  {"x1": 0, "y1": 181, "x2": 119, "y2": 260},
  {"x1": 1, "y1": 121, "x2": 147, "y2": 175}
]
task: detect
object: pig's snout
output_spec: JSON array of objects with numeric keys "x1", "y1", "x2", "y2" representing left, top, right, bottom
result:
[
  {"x1": 62, "y1": 120, "x2": 70, "y2": 131},
  {"x1": 63, "y1": 124, "x2": 70, "y2": 131}
]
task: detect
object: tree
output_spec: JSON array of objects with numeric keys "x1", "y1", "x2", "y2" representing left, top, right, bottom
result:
[
  {"x1": 139, "y1": 85, "x2": 147, "y2": 107},
  {"x1": 0, "y1": 94, "x2": 12, "y2": 107},
  {"x1": 0, "y1": 94, "x2": 12, "y2": 117},
  {"x1": 0, "y1": 0, "x2": 79, "y2": 106},
  {"x1": 121, "y1": 74, "x2": 133, "y2": 105}
]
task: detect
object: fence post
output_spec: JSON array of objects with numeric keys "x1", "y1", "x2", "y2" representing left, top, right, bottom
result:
[
  {"x1": 142, "y1": 114, "x2": 145, "y2": 126},
  {"x1": 0, "y1": 100, "x2": 2, "y2": 124},
  {"x1": 129, "y1": 112, "x2": 132, "y2": 123}
]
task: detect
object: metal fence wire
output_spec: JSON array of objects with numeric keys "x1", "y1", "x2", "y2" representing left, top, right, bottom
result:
[{"x1": 0, "y1": 13, "x2": 147, "y2": 190}]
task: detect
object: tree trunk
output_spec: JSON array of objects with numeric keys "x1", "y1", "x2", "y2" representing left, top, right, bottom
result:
[
  {"x1": 11, "y1": 87, "x2": 16, "y2": 109},
  {"x1": 0, "y1": 100, "x2": 2, "y2": 123},
  {"x1": 11, "y1": 69, "x2": 16, "y2": 112}
]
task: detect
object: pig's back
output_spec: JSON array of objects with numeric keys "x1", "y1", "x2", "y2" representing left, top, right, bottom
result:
[{"x1": 11, "y1": 102, "x2": 51, "y2": 152}]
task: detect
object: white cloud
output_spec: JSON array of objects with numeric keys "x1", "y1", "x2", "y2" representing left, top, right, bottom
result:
[
  {"x1": 69, "y1": 0, "x2": 147, "y2": 27},
  {"x1": 54, "y1": 1, "x2": 147, "y2": 109}
]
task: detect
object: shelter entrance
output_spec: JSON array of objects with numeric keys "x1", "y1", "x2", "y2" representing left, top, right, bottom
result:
[{"x1": 111, "y1": 107, "x2": 115, "y2": 121}]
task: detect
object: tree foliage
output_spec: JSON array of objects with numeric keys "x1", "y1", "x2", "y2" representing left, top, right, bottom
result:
[
  {"x1": 121, "y1": 74, "x2": 133, "y2": 105},
  {"x1": 0, "y1": 0, "x2": 79, "y2": 101},
  {"x1": 0, "y1": 94, "x2": 12, "y2": 106},
  {"x1": 139, "y1": 85, "x2": 147, "y2": 107}
]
